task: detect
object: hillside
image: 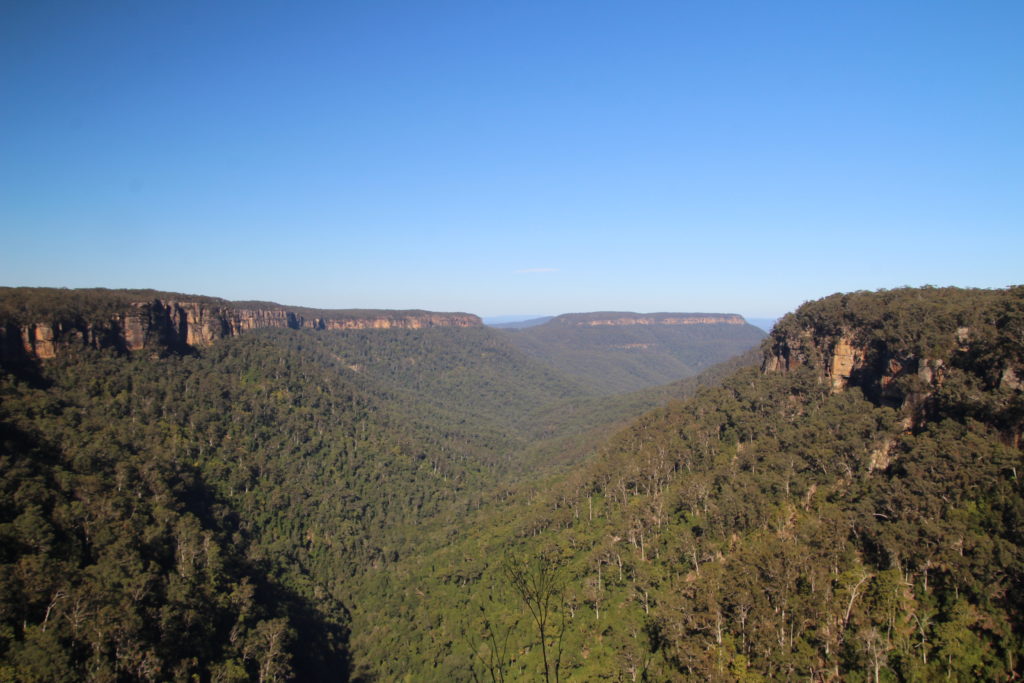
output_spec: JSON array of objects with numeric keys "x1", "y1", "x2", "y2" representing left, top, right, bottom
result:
[
  {"x1": 0, "y1": 289, "x2": 597, "y2": 680},
  {"x1": 500, "y1": 311, "x2": 766, "y2": 394},
  {"x1": 1, "y1": 285, "x2": 1021, "y2": 681},
  {"x1": 351, "y1": 286, "x2": 1024, "y2": 680}
]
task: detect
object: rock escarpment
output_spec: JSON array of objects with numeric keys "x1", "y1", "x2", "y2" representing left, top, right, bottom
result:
[
  {"x1": 762, "y1": 323, "x2": 944, "y2": 405},
  {"x1": 0, "y1": 288, "x2": 481, "y2": 363},
  {"x1": 762, "y1": 287, "x2": 1024, "y2": 440}
]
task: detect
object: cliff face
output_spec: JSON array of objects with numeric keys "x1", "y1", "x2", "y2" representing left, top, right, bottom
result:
[
  {"x1": 762, "y1": 287, "x2": 1024, "y2": 437},
  {"x1": 1, "y1": 295, "x2": 481, "y2": 364},
  {"x1": 762, "y1": 324, "x2": 943, "y2": 415}
]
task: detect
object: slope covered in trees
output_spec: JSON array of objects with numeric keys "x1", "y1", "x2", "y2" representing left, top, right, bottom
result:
[
  {"x1": 499, "y1": 312, "x2": 766, "y2": 394},
  {"x1": 1, "y1": 285, "x2": 1022, "y2": 681},
  {"x1": 351, "y1": 286, "x2": 1024, "y2": 680},
  {"x1": 0, "y1": 300, "x2": 606, "y2": 681}
]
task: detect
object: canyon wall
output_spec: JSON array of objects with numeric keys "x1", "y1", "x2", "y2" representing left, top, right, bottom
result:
[
  {"x1": 761, "y1": 288, "x2": 1024, "y2": 439},
  {"x1": 1, "y1": 296, "x2": 481, "y2": 363},
  {"x1": 762, "y1": 324, "x2": 943, "y2": 416}
]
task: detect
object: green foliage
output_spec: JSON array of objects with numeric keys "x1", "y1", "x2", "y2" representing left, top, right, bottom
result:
[
  {"x1": 369, "y1": 286, "x2": 1023, "y2": 681},
  {"x1": 502, "y1": 549, "x2": 568, "y2": 683},
  {"x1": 2, "y1": 284, "x2": 1022, "y2": 681},
  {"x1": 0, "y1": 313, "x2": 610, "y2": 680},
  {"x1": 501, "y1": 314, "x2": 766, "y2": 394},
  {"x1": 0, "y1": 287, "x2": 226, "y2": 325},
  {"x1": 0, "y1": 393, "x2": 308, "y2": 680}
]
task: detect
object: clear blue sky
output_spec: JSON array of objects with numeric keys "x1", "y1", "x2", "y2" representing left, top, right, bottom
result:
[{"x1": 2, "y1": 1, "x2": 1021, "y2": 318}]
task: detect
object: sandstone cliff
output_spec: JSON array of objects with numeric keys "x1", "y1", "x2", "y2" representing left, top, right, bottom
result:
[
  {"x1": 762, "y1": 323, "x2": 942, "y2": 420},
  {"x1": 0, "y1": 289, "x2": 481, "y2": 364},
  {"x1": 762, "y1": 287, "x2": 1024, "y2": 439}
]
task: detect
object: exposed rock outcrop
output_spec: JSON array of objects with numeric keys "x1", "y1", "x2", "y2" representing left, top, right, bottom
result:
[
  {"x1": 0, "y1": 291, "x2": 481, "y2": 364},
  {"x1": 762, "y1": 287, "x2": 1024, "y2": 442},
  {"x1": 763, "y1": 323, "x2": 949, "y2": 422}
]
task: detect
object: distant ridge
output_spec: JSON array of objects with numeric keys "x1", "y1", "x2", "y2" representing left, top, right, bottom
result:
[
  {"x1": 497, "y1": 310, "x2": 765, "y2": 393},
  {"x1": 550, "y1": 311, "x2": 746, "y2": 326},
  {"x1": 487, "y1": 316, "x2": 554, "y2": 329}
]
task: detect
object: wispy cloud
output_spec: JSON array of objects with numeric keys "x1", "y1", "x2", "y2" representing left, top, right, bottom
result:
[{"x1": 514, "y1": 267, "x2": 559, "y2": 274}]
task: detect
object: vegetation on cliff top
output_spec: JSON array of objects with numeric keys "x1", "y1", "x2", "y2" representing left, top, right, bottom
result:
[{"x1": 0, "y1": 287, "x2": 478, "y2": 326}]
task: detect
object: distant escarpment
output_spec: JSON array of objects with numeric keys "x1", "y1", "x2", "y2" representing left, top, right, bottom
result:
[
  {"x1": 500, "y1": 310, "x2": 765, "y2": 394},
  {"x1": 0, "y1": 287, "x2": 480, "y2": 363},
  {"x1": 555, "y1": 311, "x2": 746, "y2": 326},
  {"x1": 764, "y1": 286, "x2": 1024, "y2": 438}
]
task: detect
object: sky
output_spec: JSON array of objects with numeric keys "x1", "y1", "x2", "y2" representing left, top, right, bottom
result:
[{"x1": 2, "y1": 1, "x2": 1022, "y2": 319}]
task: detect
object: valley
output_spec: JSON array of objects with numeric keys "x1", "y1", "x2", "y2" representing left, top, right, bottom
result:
[
  {"x1": 0, "y1": 286, "x2": 1021, "y2": 681},
  {"x1": 497, "y1": 312, "x2": 766, "y2": 394},
  {"x1": 6, "y1": 2, "x2": 1018, "y2": 680}
]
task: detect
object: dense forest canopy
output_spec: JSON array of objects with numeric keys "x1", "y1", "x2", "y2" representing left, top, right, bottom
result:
[
  {"x1": 0, "y1": 285, "x2": 1022, "y2": 681},
  {"x1": 499, "y1": 313, "x2": 766, "y2": 394}
]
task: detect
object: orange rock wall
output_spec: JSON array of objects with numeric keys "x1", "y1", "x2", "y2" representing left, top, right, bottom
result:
[{"x1": 9, "y1": 300, "x2": 481, "y2": 362}]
